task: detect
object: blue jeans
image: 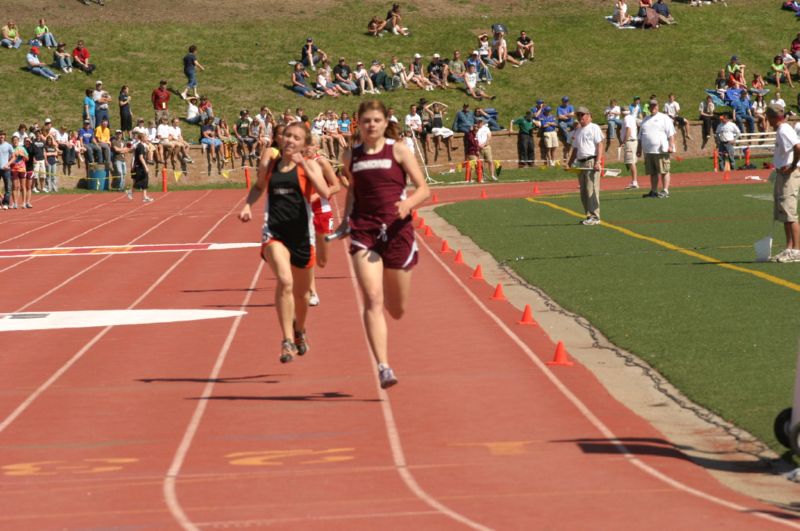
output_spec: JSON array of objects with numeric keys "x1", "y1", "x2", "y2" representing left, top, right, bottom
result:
[
  {"x1": 85, "y1": 143, "x2": 102, "y2": 164},
  {"x1": 95, "y1": 107, "x2": 110, "y2": 127},
  {"x1": 558, "y1": 121, "x2": 573, "y2": 144},
  {"x1": 185, "y1": 70, "x2": 197, "y2": 89},
  {"x1": 30, "y1": 65, "x2": 57, "y2": 80},
  {"x1": 46, "y1": 162, "x2": 58, "y2": 191},
  {"x1": 39, "y1": 33, "x2": 57, "y2": 47},
  {"x1": 335, "y1": 80, "x2": 357, "y2": 93},
  {"x1": 55, "y1": 54, "x2": 72, "y2": 70},
  {"x1": 607, "y1": 118, "x2": 623, "y2": 141},
  {"x1": 0, "y1": 169, "x2": 10, "y2": 205},
  {"x1": 113, "y1": 160, "x2": 127, "y2": 189},
  {"x1": 1, "y1": 37, "x2": 22, "y2": 48},
  {"x1": 735, "y1": 115, "x2": 755, "y2": 134},
  {"x1": 479, "y1": 64, "x2": 492, "y2": 82}
]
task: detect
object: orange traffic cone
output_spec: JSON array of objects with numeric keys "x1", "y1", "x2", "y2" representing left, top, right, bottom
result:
[
  {"x1": 471, "y1": 264, "x2": 484, "y2": 280},
  {"x1": 417, "y1": 217, "x2": 426, "y2": 228},
  {"x1": 490, "y1": 283, "x2": 506, "y2": 301},
  {"x1": 432, "y1": 193, "x2": 439, "y2": 204},
  {"x1": 546, "y1": 341, "x2": 574, "y2": 366},
  {"x1": 480, "y1": 189, "x2": 488, "y2": 199},
  {"x1": 517, "y1": 304, "x2": 537, "y2": 325},
  {"x1": 454, "y1": 250, "x2": 464, "y2": 264},
  {"x1": 440, "y1": 240, "x2": 451, "y2": 253},
  {"x1": 533, "y1": 183, "x2": 540, "y2": 195},
  {"x1": 723, "y1": 169, "x2": 730, "y2": 182},
  {"x1": 423, "y1": 225, "x2": 433, "y2": 237}
]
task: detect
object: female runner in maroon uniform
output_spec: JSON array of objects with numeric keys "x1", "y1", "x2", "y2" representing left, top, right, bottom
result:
[
  {"x1": 339, "y1": 100, "x2": 429, "y2": 388},
  {"x1": 239, "y1": 123, "x2": 331, "y2": 363}
]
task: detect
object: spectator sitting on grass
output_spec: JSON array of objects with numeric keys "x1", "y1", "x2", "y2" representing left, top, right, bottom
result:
[
  {"x1": 750, "y1": 72, "x2": 768, "y2": 96},
  {"x1": 516, "y1": 30, "x2": 534, "y2": 61},
  {"x1": 466, "y1": 50, "x2": 493, "y2": 84},
  {"x1": 770, "y1": 54, "x2": 794, "y2": 90},
  {"x1": 26, "y1": 47, "x2": 59, "y2": 81},
  {"x1": 34, "y1": 19, "x2": 58, "y2": 49},
  {"x1": 386, "y1": 3, "x2": 410, "y2": 36},
  {"x1": 333, "y1": 57, "x2": 358, "y2": 94},
  {"x1": 291, "y1": 63, "x2": 323, "y2": 99},
  {"x1": 728, "y1": 70, "x2": 747, "y2": 90},
  {"x1": 726, "y1": 55, "x2": 745, "y2": 79},
  {"x1": 300, "y1": 37, "x2": 326, "y2": 71},
  {"x1": 477, "y1": 33, "x2": 495, "y2": 68},
  {"x1": 316, "y1": 67, "x2": 342, "y2": 98},
  {"x1": 198, "y1": 95, "x2": 214, "y2": 121},
  {"x1": 782, "y1": 47, "x2": 800, "y2": 78},
  {"x1": 408, "y1": 54, "x2": 434, "y2": 91},
  {"x1": 446, "y1": 50, "x2": 466, "y2": 85},
  {"x1": 1, "y1": 21, "x2": 22, "y2": 49},
  {"x1": 389, "y1": 55, "x2": 408, "y2": 88},
  {"x1": 53, "y1": 43, "x2": 73, "y2": 73},
  {"x1": 613, "y1": 0, "x2": 632, "y2": 26},
  {"x1": 186, "y1": 97, "x2": 201, "y2": 124},
  {"x1": 475, "y1": 107, "x2": 502, "y2": 131},
  {"x1": 354, "y1": 61, "x2": 379, "y2": 94},
  {"x1": 369, "y1": 60, "x2": 393, "y2": 92},
  {"x1": 653, "y1": 0, "x2": 675, "y2": 25},
  {"x1": 464, "y1": 64, "x2": 494, "y2": 101},
  {"x1": 492, "y1": 31, "x2": 521, "y2": 68},
  {"x1": 368, "y1": 16, "x2": 387, "y2": 37},
  {"x1": 427, "y1": 53, "x2": 449, "y2": 89},
  {"x1": 72, "y1": 40, "x2": 96, "y2": 75}
]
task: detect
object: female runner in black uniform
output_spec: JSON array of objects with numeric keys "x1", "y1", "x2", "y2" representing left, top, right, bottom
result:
[{"x1": 239, "y1": 123, "x2": 331, "y2": 363}]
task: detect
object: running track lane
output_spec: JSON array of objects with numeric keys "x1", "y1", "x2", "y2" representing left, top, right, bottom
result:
[{"x1": 0, "y1": 187, "x2": 796, "y2": 529}]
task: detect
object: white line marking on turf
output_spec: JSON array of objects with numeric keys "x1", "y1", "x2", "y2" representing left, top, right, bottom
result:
[
  {"x1": 163, "y1": 261, "x2": 264, "y2": 531},
  {"x1": 0, "y1": 309, "x2": 245, "y2": 332},
  {"x1": 0, "y1": 191, "x2": 236, "y2": 437},
  {"x1": 338, "y1": 220, "x2": 492, "y2": 530},
  {"x1": 416, "y1": 235, "x2": 800, "y2": 530}
]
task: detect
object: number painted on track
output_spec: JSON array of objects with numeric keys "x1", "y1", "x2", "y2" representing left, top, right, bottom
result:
[
  {"x1": 225, "y1": 448, "x2": 355, "y2": 467},
  {"x1": 2, "y1": 457, "x2": 138, "y2": 477}
]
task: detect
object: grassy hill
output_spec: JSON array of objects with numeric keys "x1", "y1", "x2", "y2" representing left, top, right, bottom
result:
[{"x1": 0, "y1": 0, "x2": 794, "y2": 134}]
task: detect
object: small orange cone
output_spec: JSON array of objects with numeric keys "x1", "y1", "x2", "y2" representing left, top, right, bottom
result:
[
  {"x1": 417, "y1": 217, "x2": 426, "y2": 228},
  {"x1": 440, "y1": 240, "x2": 451, "y2": 253},
  {"x1": 546, "y1": 341, "x2": 574, "y2": 366},
  {"x1": 480, "y1": 189, "x2": 488, "y2": 199},
  {"x1": 490, "y1": 283, "x2": 506, "y2": 301},
  {"x1": 423, "y1": 225, "x2": 433, "y2": 237},
  {"x1": 471, "y1": 264, "x2": 484, "y2": 280},
  {"x1": 723, "y1": 170, "x2": 730, "y2": 182},
  {"x1": 454, "y1": 250, "x2": 464, "y2": 264},
  {"x1": 533, "y1": 183, "x2": 540, "y2": 195},
  {"x1": 517, "y1": 304, "x2": 537, "y2": 325},
  {"x1": 432, "y1": 193, "x2": 439, "y2": 204}
]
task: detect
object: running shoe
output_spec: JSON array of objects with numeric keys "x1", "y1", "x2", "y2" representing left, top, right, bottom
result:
[
  {"x1": 309, "y1": 292, "x2": 320, "y2": 307},
  {"x1": 642, "y1": 190, "x2": 658, "y2": 198},
  {"x1": 32, "y1": 187, "x2": 39, "y2": 193},
  {"x1": 280, "y1": 338, "x2": 297, "y2": 363},
  {"x1": 378, "y1": 365, "x2": 398, "y2": 389},
  {"x1": 143, "y1": 196, "x2": 154, "y2": 203},
  {"x1": 581, "y1": 217, "x2": 600, "y2": 226},
  {"x1": 657, "y1": 190, "x2": 670, "y2": 199},
  {"x1": 294, "y1": 328, "x2": 309, "y2": 356},
  {"x1": 770, "y1": 249, "x2": 793, "y2": 262},
  {"x1": 126, "y1": 189, "x2": 133, "y2": 200},
  {"x1": 2, "y1": 204, "x2": 7, "y2": 210},
  {"x1": 24, "y1": 202, "x2": 32, "y2": 209},
  {"x1": 625, "y1": 182, "x2": 639, "y2": 189},
  {"x1": 775, "y1": 249, "x2": 800, "y2": 263}
]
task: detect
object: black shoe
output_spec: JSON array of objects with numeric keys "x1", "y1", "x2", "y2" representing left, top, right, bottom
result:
[{"x1": 642, "y1": 190, "x2": 658, "y2": 198}]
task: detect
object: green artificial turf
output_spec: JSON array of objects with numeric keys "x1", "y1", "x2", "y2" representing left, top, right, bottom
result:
[{"x1": 437, "y1": 184, "x2": 800, "y2": 454}]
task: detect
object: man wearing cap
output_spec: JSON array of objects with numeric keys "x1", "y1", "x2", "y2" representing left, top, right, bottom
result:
[
  {"x1": 71, "y1": 40, "x2": 95, "y2": 75},
  {"x1": 465, "y1": 50, "x2": 492, "y2": 84},
  {"x1": 78, "y1": 119, "x2": 101, "y2": 167},
  {"x1": 766, "y1": 104, "x2": 800, "y2": 262},
  {"x1": 715, "y1": 112, "x2": 740, "y2": 173},
  {"x1": 726, "y1": 55, "x2": 746, "y2": 80},
  {"x1": 621, "y1": 107, "x2": 639, "y2": 189},
  {"x1": 408, "y1": 53, "x2": 433, "y2": 91},
  {"x1": 333, "y1": 57, "x2": 357, "y2": 94},
  {"x1": 300, "y1": 38, "x2": 326, "y2": 71},
  {"x1": 26, "y1": 46, "x2": 59, "y2": 81},
  {"x1": 93, "y1": 81, "x2": 111, "y2": 127},
  {"x1": 637, "y1": 99, "x2": 675, "y2": 198},
  {"x1": 540, "y1": 106, "x2": 558, "y2": 166},
  {"x1": 556, "y1": 97, "x2": 575, "y2": 162},
  {"x1": 567, "y1": 107, "x2": 604, "y2": 225},
  {"x1": 151, "y1": 80, "x2": 171, "y2": 122},
  {"x1": 427, "y1": 53, "x2": 449, "y2": 89},
  {"x1": 452, "y1": 103, "x2": 475, "y2": 153},
  {"x1": 512, "y1": 111, "x2": 536, "y2": 167}
]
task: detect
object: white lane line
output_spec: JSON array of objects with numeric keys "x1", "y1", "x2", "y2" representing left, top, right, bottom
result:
[
  {"x1": 9, "y1": 192, "x2": 208, "y2": 314},
  {"x1": 0, "y1": 191, "x2": 237, "y2": 436},
  {"x1": 0, "y1": 309, "x2": 245, "y2": 332},
  {"x1": 415, "y1": 235, "x2": 800, "y2": 529},
  {"x1": 339, "y1": 238, "x2": 493, "y2": 531},
  {"x1": 0, "y1": 242, "x2": 260, "y2": 259},
  {"x1": 163, "y1": 261, "x2": 264, "y2": 531}
]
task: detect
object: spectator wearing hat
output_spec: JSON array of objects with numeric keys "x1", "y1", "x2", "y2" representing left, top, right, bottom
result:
[
  {"x1": 299, "y1": 38, "x2": 326, "y2": 71},
  {"x1": 180, "y1": 45, "x2": 205, "y2": 100},
  {"x1": 111, "y1": 129, "x2": 130, "y2": 191},
  {"x1": 53, "y1": 43, "x2": 73, "y2": 73},
  {"x1": 408, "y1": 53, "x2": 434, "y2": 91},
  {"x1": 726, "y1": 55, "x2": 746, "y2": 80},
  {"x1": 556, "y1": 96, "x2": 575, "y2": 161},
  {"x1": 621, "y1": 107, "x2": 639, "y2": 189},
  {"x1": 427, "y1": 53, "x2": 449, "y2": 89},
  {"x1": 476, "y1": 118, "x2": 497, "y2": 181},
  {"x1": 354, "y1": 61, "x2": 379, "y2": 94},
  {"x1": 446, "y1": 50, "x2": 466, "y2": 85},
  {"x1": 26, "y1": 47, "x2": 59, "y2": 81},
  {"x1": 151, "y1": 80, "x2": 171, "y2": 122},
  {"x1": 715, "y1": 112, "x2": 740, "y2": 173},
  {"x1": 78, "y1": 119, "x2": 101, "y2": 167},
  {"x1": 34, "y1": 18, "x2": 58, "y2": 49},
  {"x1": 637, "y1": 99, "x2": 675, "y2": 198},
  {"x1": 1, "y1": 21, "x2": 22, "y2": 49},
  {"x1": 540, "y1": 106, "x2": 559, "y2": 166},
  {"x1": 567, "y1": 106, "x2": 604, "y2": 225},
  {"x1": 766, "y1": 103, "x2": 800, "y2": 262},
  {"x1": 93, "y1": 81, "x2": 112, "y2": 127},
  {"x1": 333, "y1": 57, "x2": 358, "y2": 94},
  {"x1": 531, "y1": 99, "x2": 546, "y2": 124},
  {"x1": 72, "y1": 40, "x2": 96, "y2": 75},
  {"x1": 512, "y1": 111, "x2": 536, "y2": 167},
  {"x1": 465, "y1": 49, "x2": 492, "y2": 84}
]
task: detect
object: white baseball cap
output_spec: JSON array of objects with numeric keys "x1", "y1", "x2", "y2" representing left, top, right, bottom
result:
[
  {"x1": 433, "y1": 53, "x2": 440, "y2": 58},
  {"x1": 414, "y1": 53, "x2": 421, "y2": 59}
]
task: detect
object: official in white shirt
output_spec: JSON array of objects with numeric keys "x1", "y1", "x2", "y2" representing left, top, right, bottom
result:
[
  {"x1": 637, "y1": 99, "x2": 675, "y2": 199},
  {"x1": 567, "y1": 106, "x2": 604, "y2": 225},
  {"x1": 767, "y1": 104, "x2": 800, "y2": 262}
]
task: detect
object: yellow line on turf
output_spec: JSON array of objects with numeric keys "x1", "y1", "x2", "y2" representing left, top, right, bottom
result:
[{"x1": 527, "y1": 198, "x2": 800, "y2": 293}]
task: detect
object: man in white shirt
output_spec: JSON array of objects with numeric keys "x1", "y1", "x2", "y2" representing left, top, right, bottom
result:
[
  {"x1": 664, "y1": 93, "x2": 692, "y2": 149},
  {"x1": 170, "y1": 118, "x2": 193, "y2": 164},
  {"x1": 766, "y1": 104, "x2": 800, "y2": 262},
  {"x1": 714, "y1": 113, "x2": 740, "y2": 172},
  {"x1": 637, "y1": 99, "x2": 675, "y2": 199},
  {"x1": 476, "y1": 119, "x2": 497, "y2": 181},
  {"x1": 621, "y1": 108, "x2": 639, "y2": 189},
  {"x1": 567, "y1": 106, "x2": 604, "y2": 224}
]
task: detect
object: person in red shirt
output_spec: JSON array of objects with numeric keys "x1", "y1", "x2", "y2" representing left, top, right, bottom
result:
[
  {"x1": 151, "y1": 80, "x2": 171, "y2": 122},
  {"x1": 71, "y1": 40, "x2": 95, "y2": 75}
]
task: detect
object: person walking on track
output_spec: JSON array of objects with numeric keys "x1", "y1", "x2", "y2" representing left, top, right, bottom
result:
[
  {"x1": 337, "y1": 100, "x2": 430, "y2": 388},
  {"x1": 238, "y1": 123, "x2": 331, "y2": 363}
]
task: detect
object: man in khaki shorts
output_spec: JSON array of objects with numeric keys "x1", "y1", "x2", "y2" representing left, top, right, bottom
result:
[
  {"x1": 540, "y1": 105, "x2": 559, "y2": 166},
  {"x1": 637, "y1": 99, "x2": 675, "y2": 198},
  {"x1": 766, "y1": 103, "x2": 800, "y2": 262},
  {"x1": 476, "y1": 118, "x2": 497, "y2": 181},
  {"x1": 621, "y1": 107, "x2": 639, "y2": 189}
]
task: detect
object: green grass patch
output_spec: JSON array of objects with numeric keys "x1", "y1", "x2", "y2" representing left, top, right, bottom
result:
[{"x1": 437, "y1": 184, "x2": 799, "y2": 454}]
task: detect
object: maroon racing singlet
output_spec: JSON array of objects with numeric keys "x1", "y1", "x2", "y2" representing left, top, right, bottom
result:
[{"x1": 349, "y1": 138, "x2": 409, "y2": 230}]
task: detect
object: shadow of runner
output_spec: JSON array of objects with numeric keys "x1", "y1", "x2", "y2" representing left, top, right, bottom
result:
[
  {"x1": 137, "y1": 374, "x2": 282, "y2": 384},
  {"x1": 190, "y1": 392, "x2": 381, "y2": 403}
]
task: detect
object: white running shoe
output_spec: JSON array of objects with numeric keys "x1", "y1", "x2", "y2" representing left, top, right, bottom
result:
[
  {"x1": 126, "y1": 189, "x2": 133, "y2": 200},
  {"x1": 143, "y1": 196, "x2": 154, "y2": 203},
  {"x1": 32, "y1": 187, "x2": 39, "y2": 193},
  {"x1": 625, "y1": 182, "x2": 639, "y2": 189},
  {"x1": 309, "y1": 292, "x2": 320, "y2": 306}
]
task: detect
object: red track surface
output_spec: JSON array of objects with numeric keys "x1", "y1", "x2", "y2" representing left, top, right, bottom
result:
[{"x1": 0, "y1": 177, "x2": 796, "y2": 530}]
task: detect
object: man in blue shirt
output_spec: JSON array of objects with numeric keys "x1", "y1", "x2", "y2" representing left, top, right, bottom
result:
[
  {"x1": 0, "y1": 131, "x2": 14, "y2": 208},
  {"x1": 180, "y1": 45, "x2": 204, "y2": 101},
  {"x1": 465, "y1": 50, "x2": 492, "y2": 84},
  {"x1": 732, "y1": 91, "x2": 754, "y2": 134},
  {"x1": 557, "y1": 96, "x2": 575, "y2": 161},
  {"x1": 79, "y1": 119, "x2": 102, "y2": 165},
  {"x1": 452, "y1": 103, "x2": 475, "y2": 152},
  {"x1": 540, "y1": 106, "x2": 559, "y2": 166}
]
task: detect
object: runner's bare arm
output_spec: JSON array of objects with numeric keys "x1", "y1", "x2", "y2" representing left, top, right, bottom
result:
[
  {"x1": 393, "y1": 141, "x2": 429, "y2": 219},
  {"x1": 239, "y1": 153, "x2": 273, "y2": 222}
]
